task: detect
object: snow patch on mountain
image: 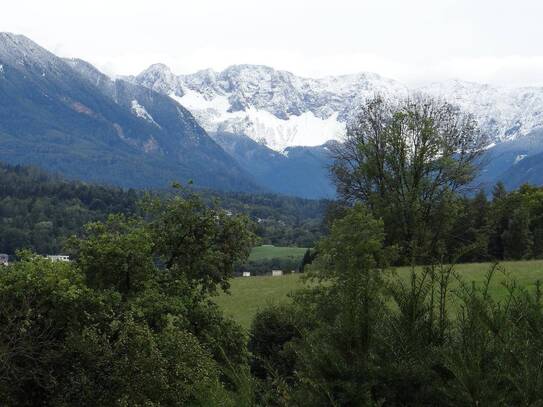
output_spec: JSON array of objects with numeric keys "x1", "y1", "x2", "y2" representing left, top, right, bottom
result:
[
  {"x1": 419, "y1": 80, "x2": 543, "y2": 142},
  {"x1": 171, "y1": 89, "x2": 345, "y2": 151},
  {"x1": 154, "y1": 65, "x2": 408, "y2": 151},
  {"x1": 239, "y1": 109, "x2": 345, "y2": 152},
  {"x1": 131, "y1": 99, "x2": 160, "y2": 127}
]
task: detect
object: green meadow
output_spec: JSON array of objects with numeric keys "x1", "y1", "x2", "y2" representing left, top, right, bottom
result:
[{"x1": 216, "y1": 259, "x2": 543, "y2": 329}]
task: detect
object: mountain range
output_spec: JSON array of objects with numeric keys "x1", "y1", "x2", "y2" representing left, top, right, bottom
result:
[
  {"x1": 130, "y1": 63, "x2": 543, "y2": 149},
  {"x1": 0, "y1": 33, "x2": 256, "y2": 192},
  {"x1": 1, "y1": 33, "x2": 543, "y2": 198}
]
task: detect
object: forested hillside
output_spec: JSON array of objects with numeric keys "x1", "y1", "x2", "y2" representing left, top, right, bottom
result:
[
  {"x1": 0, "y1": 163, "x2": 138, "y2": 254},
  {"x1": 0, "y1": 162, "x2": 328, "y2": 255}
]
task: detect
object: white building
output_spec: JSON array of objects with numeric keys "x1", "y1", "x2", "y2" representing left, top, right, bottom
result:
[
  {"x1": 272, "y1": 270, "x2": 283, "y2": 277},
  {"x1": 0, "y1": 254, "x2": 8, "y2": 266},
  {"x1": 47, "y1": 255, "x2": 70, "y2": 262},
  {"x1": 242, "y1": 271, "x2": 251, "y2": 277}
]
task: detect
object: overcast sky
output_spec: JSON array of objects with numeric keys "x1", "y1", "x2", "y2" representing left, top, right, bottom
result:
[{"x1": 3, "y1": 0, "x2": 543, "y2": 86}]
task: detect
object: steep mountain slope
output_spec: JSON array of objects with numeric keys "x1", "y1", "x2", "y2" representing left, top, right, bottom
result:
[
  {"x1": 0, "y1": 33, "x2": 257, "y2": 192},
  {"x1": 475, "y1": 129, "x2": 543, "y2": 190},
  {"x1": 210, "y1": 132, "x2": 336, "y2": 199}
]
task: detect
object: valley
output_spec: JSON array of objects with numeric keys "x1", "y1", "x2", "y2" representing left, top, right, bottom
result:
[{"x1": 4, "y1": 2, "x2": 543, "y2": 404}]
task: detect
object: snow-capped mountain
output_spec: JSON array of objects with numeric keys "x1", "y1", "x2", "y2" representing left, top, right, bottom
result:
[
  {"x1": 131, "y1": 64, "x2": 543, "y2": 153},
  {"x1": 0, "y1": 33, "x2": 258, "y2": 192},
  {"x1": 130, "y1": 64, "x2": 408, "y2": 151},
  {"x1": 420, "y1": 80, "x2": 543, "y2": 144},
  {"x1": 4, "y1": 31, "x2": 543, "y2": 198}
]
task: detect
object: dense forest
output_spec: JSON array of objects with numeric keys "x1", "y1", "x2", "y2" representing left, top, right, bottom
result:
[
  {"x1": 0, "y1": 164, "x2": 138, "y2": 254},
  {"x1": 4, "y1": 161, "x2": 543, "y2": 265},
  {"x1": 327, "y1": 182, "x2": 543, "y2": 265},
  {"x1": 0, "y1": 163, "x2": 327, "y2": 256},
  {"x1": 446, "y1": 183, "x2": 543, "y2": 262}
]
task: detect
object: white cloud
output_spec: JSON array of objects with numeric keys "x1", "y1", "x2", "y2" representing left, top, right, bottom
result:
[{"x1": 2, "y1": 0, "x2": 543, "y2": 86}]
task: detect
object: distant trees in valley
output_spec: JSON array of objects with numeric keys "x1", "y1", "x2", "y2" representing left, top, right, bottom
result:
[
  {"x1": 0, "y1": 163, "x2": 326, "y2": 256},
  {"x1": 0, "y1": 163, "x2": 138, "y2": 255}
]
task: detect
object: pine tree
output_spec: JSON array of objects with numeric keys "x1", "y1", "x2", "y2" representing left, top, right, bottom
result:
[
  {"x1": 299, "y1": 248, "x2": 312, "y2": 272},
  {"x1": 492, "y1": 181, "x2": 507, "y2": 201},
  {"x1": 502, "y1": 206, "x2": 533, "y2": 260}
]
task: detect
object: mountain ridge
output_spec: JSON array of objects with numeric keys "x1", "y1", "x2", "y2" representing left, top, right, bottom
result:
[
  {"x1": 0, "y1": 33, "x2": 259, "y2": 192},
  {"x1": 132, "y1": 62, "x2": 543, "y2": 153}
]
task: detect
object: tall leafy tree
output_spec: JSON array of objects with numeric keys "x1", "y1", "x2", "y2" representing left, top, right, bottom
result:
[
  {"x1": 291, "y1": 205, "x2": 394, "y2": 405},
  {"x1": 143, "y1": 188, "x2": 256, "y2": 295},
  {"x1": 331, "y1": 95, "x2": 487, "y2": 264}
]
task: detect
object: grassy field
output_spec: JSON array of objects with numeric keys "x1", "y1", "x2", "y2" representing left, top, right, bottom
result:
[
  {"x1": 248, "y1": 245, "x2": 308, "y2": 262},
  {"x1": 215, "y1": 259, "x2": 543, "y2": 329}
]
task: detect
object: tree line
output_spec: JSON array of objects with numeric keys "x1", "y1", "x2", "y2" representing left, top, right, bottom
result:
[
  {"x1": 0, "y1": 163, "x2": 327, "y2": 256},
  {"x1": 446, "y1": 183, "x2": 543, "y2": 262}
]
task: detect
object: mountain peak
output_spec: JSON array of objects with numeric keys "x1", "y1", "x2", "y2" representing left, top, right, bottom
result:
[
  {"x1": 134, "y1": 61, "x2": 543, "y2": 151},
  {"x1": 0, "y1": 31, "x2": 65, "y2": 76},
  {"x1": 140, "y1": 62, "x2": 173, "y2": 74},
  {"x1": 0, "y1": 32, "x2": 47, "y2": 56},
  {"x1": 136, "y1": 63, "x2": 182, "y2": 96},
  {"x1": 0, "y1": 32, "x2": 32, "y2": 45},
  {"x1": 222, "y1": 64, "x2": 282, "y2": 74}
]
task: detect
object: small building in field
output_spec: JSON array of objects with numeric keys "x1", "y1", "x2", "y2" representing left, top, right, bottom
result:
[
  {"x1": 0, "y1": 254, "x2": 8, "y2": 266},
  {"x1": 47, "y1": 255, "x2": 70, "y2": 262},
  {"x1": 272, "y1": 270, "x2": 283, "y2": 277},
  {"x1": 242, "y1": 271, "x2": 251, "y2": 277}
]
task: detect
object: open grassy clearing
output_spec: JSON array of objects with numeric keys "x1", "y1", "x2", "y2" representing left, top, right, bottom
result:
[{"x1": 215, "y1": 259, "x2": 543, "y2": 329}]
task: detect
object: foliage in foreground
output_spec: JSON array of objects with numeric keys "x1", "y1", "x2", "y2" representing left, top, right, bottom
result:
[
  {"x1": 250, "y1": 205, "x2": 543, "y2": 406},
  {"x1": 0, "y1": 190, "x2": 256, "y2": 406}
]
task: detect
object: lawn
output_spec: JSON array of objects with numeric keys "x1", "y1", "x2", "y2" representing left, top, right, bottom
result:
[
  {"x1": 248, "y1": 245, "x2": 308, "y2": 262},
  {"x1": 215, "y1": 259, "x2": 543, "y2": 329}
]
